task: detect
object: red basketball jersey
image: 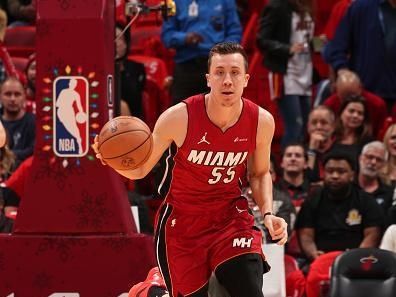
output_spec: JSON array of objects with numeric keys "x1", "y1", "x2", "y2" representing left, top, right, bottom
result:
[{"x1": 162, "y1": 94, "x2": 259, "y2": 213}]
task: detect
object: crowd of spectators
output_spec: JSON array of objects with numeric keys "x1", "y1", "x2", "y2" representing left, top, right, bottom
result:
[{"x1": 0, "y1": 0, "x2": 395, "y2": 296}]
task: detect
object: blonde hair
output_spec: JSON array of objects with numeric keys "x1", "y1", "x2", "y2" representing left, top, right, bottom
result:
[
  {"x1": 0, "y1": 145, "x2": 16, "y2": 180},
  {"x1": 382, "y1": 124, "x2": 396, "y2": 185}
]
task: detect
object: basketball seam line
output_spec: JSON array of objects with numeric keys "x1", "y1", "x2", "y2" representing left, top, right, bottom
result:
[{"x1": 102, "y1": 134, "x2": 151, "y2": 159}]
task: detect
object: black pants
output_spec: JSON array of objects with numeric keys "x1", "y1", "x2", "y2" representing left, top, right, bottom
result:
[
  {"x1": 185, "y1": 253, "x2": 267, "y2": 297},
  {"x1": 171, "y1": 57, "x2": 209, "y2": 104}
]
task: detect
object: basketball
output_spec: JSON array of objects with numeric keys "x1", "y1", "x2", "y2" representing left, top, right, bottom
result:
[{"x1": 98, "y1": 116, "x2": 153, "y2": 170}]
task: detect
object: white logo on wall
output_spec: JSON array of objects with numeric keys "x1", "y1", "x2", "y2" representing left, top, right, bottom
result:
[{"x1": 53, "y1": 76, "x2": 89, "y2": 157}]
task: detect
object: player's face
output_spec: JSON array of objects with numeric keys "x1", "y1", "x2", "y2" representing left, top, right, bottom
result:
[
  {"x1": 206, "y1": 53, "x2": 249, "y2": 107},
  {"x1": 0, "y1": 80, "x2": 26, "y2": 115}
]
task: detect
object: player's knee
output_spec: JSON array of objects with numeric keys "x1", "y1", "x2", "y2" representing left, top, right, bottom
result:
[{"x1": 215, "y1": 254, "x2": 264, "y2": 297}]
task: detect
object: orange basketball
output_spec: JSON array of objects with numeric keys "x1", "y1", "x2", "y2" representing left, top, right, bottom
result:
[{"x1": 98, "y1": 116, "x2": 153, "y2": 170}]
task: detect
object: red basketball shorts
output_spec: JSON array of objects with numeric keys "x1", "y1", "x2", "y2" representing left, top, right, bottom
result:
[{"x1": 154, "y1": 197, "x2": 265, "y2": 296}]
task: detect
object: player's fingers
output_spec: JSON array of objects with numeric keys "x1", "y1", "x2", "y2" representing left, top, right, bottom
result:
[
  {"x1": 92, "y1": 135, "x2": 99, "y2": 153},
  {"x1": 276, "y1": 234, "x2": 288, "y2": 246}
]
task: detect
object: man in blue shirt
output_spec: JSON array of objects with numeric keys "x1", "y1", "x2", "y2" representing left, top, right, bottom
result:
[
  {"x1": 162, "y1": 0, "x2": 242, "y2": 104},
  {"x1": 323, "y1": 0, "x2": 396, "y2": 111}
]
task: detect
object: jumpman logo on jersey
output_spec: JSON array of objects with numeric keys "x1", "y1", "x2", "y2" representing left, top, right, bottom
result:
[{"x1": 197, "y1": 132, "x2": 210, "y2": 144}]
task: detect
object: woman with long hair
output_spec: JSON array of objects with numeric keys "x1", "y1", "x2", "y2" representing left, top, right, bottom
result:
[
  {"x1": 382, "y1": 124, "x2": 396, "y2": 186},
  {"x1": 333, "y1": 95, "x2": 373, "y2": 162}
]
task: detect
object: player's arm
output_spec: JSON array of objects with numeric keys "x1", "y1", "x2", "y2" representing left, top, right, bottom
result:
[
  {"x1": 93, "y1": 104, "x2": 187, "y2": 180},
  {"x1": 248, "y1": 108, "x2": 287, "y2": 245},
  {"x1": 248, "y1": 108, "x2": 274, "y2": 217}
]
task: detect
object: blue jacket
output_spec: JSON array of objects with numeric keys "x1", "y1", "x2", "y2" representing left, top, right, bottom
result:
[
  {"x1": 323, "y1": 0, "x2": 396, "y2": 100},
  {"x1": 161, "y1": 0, "x2": 242, "y2": 63}
]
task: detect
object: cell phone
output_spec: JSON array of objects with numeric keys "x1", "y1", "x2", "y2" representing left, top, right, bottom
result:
[{"x1": 312, "y1": 36, "x2": 325, "y2": 53}]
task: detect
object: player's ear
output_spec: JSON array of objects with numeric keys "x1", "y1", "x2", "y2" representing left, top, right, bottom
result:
[
  {"x1": 206, "y1": 73, "x2": 210, "y2": 87},
  {"x1": 244, "y1": 74, "x2": 250, "y2": 87}
]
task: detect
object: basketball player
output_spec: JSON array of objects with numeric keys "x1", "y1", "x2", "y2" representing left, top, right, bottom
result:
[{"x1": 93, "y1": 42, "x2": 287, "y2": 297}]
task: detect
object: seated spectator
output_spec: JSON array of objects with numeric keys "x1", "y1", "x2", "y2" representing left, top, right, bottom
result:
[
  {"x1": 0, "y1": 77, "x2": 35, "y2": 164},
  {"x1": 357, "y1": 141, "x2": 393, "y2": 217},
  {"x1": 332, "y1": 94, "x2": 373, "y2": 162},
  {"x1": 306, "y1": 105, "x2": 336, "y2": 181},
  {"x1": 382, "y1": 123, "x2": 396, "y2": 186},
  {"x1": 277, "y1": 143, "x2": 310, "y2": 212},
  {"x1": 24, "y1": 53, "x2": 36, "y2": 113},
  {"x1": 0, "y1": 206, "x2": 13, "y2": 233},
  {"x1": 243, "y1": 155, "x2": 296, "y2": 238},
  {"x1": 323, "y1": 70, "x2": 387, "y2": 137},
  {"x1": 296, "y1": 152, "x2": 383, "y2": 262},
  {"x1": 2, "y1": 155, "x2": 32, "y2": 217},
  {"x1": 115, "y1": 23, "x2": 146, "y2": 118},
  {"x1": 0, "y1": 141, "x2": 16, "y2": 182},
  {"x1": 25, "y1": 53, "x2": 35, "y2": 100}
]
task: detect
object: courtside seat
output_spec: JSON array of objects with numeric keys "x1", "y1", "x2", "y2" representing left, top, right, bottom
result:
[
  {"x1": 306, "y1": 251, "x2": 342, "y2": 297},
  {"x1": 140, "y1": 36, "x2": 175, "y2": 75},
  {"x1": 330, "y1": 248, "x2": 396, "y2": 297},
  {"x1": 129, "y1": 54, "x2": 171, "y2": 112},
  {"x1": 285, "y1": 254, "x2": 305, "y2": 297},
  {"x1": 4, "y1": 26, "x2": 35, "y2": 57}
]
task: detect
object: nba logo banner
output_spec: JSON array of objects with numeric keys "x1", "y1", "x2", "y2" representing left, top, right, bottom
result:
[{"x1": 53, "y1": 76, "x2": 89, "y2": 157}]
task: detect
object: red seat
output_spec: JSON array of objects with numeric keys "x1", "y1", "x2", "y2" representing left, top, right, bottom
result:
[
  {"x1": 11, "y1": 56, "x2": 28, "y2": 72},
  {"x1": 285, "y1": 255, "x2": 306, "y2": 297},
  {"x1": 128, "y1": 55, "x2": 171, "y2": 111},
  {"x1": 130, "y1": 25, "x2": 161, "y2": 55},
  {"x1": 128, "y1": 55, "x2": 168, "y2": 88},
  {"x1": 4, "y1": 26, "x2": 35, "y2": 57},
  {"x1": 306, "y1": 251, "x2": 343, "y2": 297},
  {"x1": 141, "y1": 36, "x2": 175, "y2": 75}
]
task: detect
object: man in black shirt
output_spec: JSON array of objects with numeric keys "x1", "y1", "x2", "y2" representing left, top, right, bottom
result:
[
  {"x1": 278, "y1": 143, "x2": 311, "y2": 213},
  {"x1": 0, "y1": 77, "x2": 35, "y2": 164},
  {"x1": 296, "y1": 152, "x2": 383, "y2": 261},
  {"x1": 357, "y1": 141, "x2": 393, "y2": 217}
]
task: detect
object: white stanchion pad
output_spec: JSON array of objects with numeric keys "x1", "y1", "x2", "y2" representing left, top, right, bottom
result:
[{"x1": 262, "y1": 244, "x2": 286, "y2": 297}]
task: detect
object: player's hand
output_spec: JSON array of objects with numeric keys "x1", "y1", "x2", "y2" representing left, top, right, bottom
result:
[
  {"x1": 263, "y1": 215, "x2": 288, "y2": 246},
  {"x1": 185, "y1": 32, "x2": 203, "y2": 45},
  {"x1": 289, "y1": 42, "x2": 305, "y2": 54},
  {"x1": 91, "y1": 135, "x2": 107, "y2": 166},
  {"x1": 0, "y1": 120, "x2": 6, "y2": 148},
  {"x1": 309, "y1": 131, "x2": 326, "y2": 151}
]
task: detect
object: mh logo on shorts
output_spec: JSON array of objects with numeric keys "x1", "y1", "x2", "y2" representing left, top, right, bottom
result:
[
  {"x1": 53, "y1": 76, "x2": 89, "y2": 157},
  {"x1": 232, "y1": 237, "x2": 253, "y2": 248}
]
